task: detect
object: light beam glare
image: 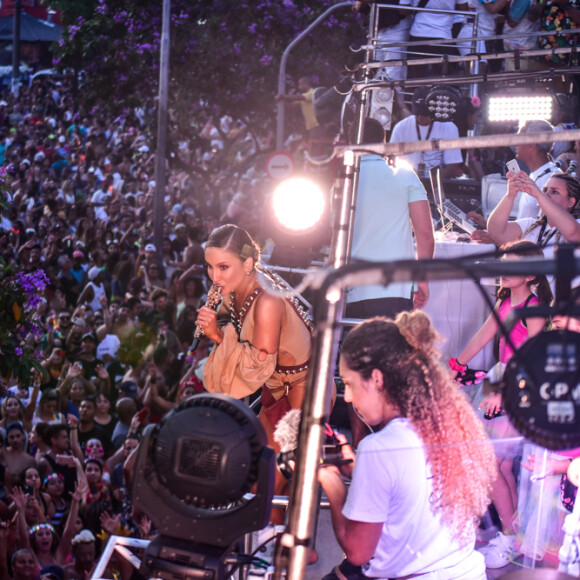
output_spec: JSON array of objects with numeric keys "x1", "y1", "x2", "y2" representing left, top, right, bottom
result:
[{"x1": 272, "y1": 178, "x2": 325, "y2": 232}]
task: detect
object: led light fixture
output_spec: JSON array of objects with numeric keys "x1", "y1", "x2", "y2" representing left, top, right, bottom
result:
[
  {"x1": 488, "y1": 95, "x2": 553, "y2": 122},
  {"x1": 425, "y1": 85, "x2": 461, "y2": 122}
]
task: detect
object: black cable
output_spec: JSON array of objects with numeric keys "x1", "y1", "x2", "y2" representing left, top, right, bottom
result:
[{"x1": 224, "y1": 533, "x2": 281, "y2": 579}]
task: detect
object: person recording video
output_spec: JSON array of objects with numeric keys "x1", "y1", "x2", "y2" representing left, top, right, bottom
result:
[{"x1": 319, "y1": 312, "x2": 496, "y2": 580}]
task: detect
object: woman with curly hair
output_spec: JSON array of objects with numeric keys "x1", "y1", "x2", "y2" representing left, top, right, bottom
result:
[{"x1": 319, "y1": 311, "x2": 497, "y2": 580}]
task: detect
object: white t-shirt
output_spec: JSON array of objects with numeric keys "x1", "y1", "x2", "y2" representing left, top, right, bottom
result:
[
  {"x1": 85, "y1": 281, "x2": 107, "y2": 314},
  {"x1": 517, "y1": 161, "x2": 562, "y2": 219},
  {"x1": 343, "y1": 418, "x2": 482, "y2": 578},
  {"x1": 457, "y1": 0, "x2": 497, "y2": 55},
  {"x1": 516, "y1": 216, "x2": 580, "y2": 251},
  {"x1": 410, "y1": 0, "x2": 459, "y2": 38},
  {"x1": 348, "y1": 156, "x2": 428, "y2": 302},
  {"x1": 390, "y1": 115, "x2": 463, "y2": 177}
]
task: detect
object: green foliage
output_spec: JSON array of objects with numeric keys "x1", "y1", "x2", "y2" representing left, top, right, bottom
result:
[{"x1": 117, "y1": 327, "x2": 155, "y2": 367}]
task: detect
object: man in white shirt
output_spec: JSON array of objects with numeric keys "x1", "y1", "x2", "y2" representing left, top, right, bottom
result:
[
  {"x1": 390, "y1": 86, "x2": 463, "y2": 179},
  {"x1": 347, "y1": 118, "x2": 435, "y2": 318},
  {"x1": 346, "y1": 118, "x2": 435, "y2": 447}
]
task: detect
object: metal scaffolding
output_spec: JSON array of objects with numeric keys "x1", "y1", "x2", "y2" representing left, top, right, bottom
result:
[{"x1": 278, "y1": 4, "x2": 580, "y2": 579}]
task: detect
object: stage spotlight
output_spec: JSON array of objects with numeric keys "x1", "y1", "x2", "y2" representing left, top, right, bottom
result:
[
  {"x1": 272, "y1": 177, "x2": 326, "y2": 234},
  {"x1": 132, "y1": 393, "x2": 275, "y2": 579},
  {"x1": 265, "y1": 177, "x2": 330, "y2": 269},
  {"x1": 504, "y1": 329, "x2": 580, "y2": 450},
  {"x1": 369, "y1": 87, "x2": 395, "y2": 130},
  {"x1": 488, "y1": 94, "x2": 553, "y2": 122},
  {"x1": 425, "y1": 85, "x2": 461, "y2": 123}
]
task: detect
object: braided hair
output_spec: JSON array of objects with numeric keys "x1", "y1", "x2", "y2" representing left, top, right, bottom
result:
[{"x1": 341, "y1": 312, "x2": 496, "y2": 540}]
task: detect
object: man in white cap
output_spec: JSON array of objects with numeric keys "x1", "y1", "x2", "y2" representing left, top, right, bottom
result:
[
  {"x1": 172, "y1": 222, "x2": 188, "y2": 258},
  {"x1": 135, "y1": 242, "x2": 164, "y2": 280},
  {"x1": 77, "y1": 266, "x2": 107, "y2": 314}
]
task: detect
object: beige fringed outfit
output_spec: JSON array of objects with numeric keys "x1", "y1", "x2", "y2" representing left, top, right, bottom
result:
[{"x1": 203, "y1": 289, "x2": 311, "y2": 445}]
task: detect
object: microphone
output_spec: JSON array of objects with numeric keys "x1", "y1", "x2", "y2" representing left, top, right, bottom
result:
[
  {"x1": 273, "y1": 409, "x2": 301, "y2": 479},
  {"x1": 273, "y1": 409, "x2": 301, "y2": 454},
  {"x1": 189, "y1": 284, "x2": 222, "y2": 353}
]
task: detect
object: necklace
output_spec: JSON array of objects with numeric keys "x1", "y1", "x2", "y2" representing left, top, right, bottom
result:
[{"x1": 230, "y1": 288, "x2": 262, "y2": 335}]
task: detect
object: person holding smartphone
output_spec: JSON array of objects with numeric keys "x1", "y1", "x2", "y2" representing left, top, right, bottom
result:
[
  {"x1": 488, "y1": 171, "x2": 580, "y2": 254},
  {"x1": 41, "y1": 348, "x2": 67, "y2": 391},
  {"x1": 512, "y1": 120, "x2": 562, "y2": 220}
]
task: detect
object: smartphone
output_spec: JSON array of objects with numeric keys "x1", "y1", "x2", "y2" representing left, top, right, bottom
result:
[
  {"x1": 506, "y1": 159, "x2": 520, "y2": 173},
  {"x1": 136, "y1": 408, "x2": 150, "y2": 422}
]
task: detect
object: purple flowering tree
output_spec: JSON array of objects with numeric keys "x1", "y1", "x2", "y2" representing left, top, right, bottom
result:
[
  {"x1": 0, "y1": 265, "x2": 49, "y2": 385},
  {"x1": 48, "y1": 0, "x2": 362, "y2": 118},
  {"x1": 45, "y1": 0, "x2": 364, "y2": 201}
]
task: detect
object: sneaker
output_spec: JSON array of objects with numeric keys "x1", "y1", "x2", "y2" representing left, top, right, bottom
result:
[{"x1": 478, "y1": 532, "x2": 516, "y2": 569}]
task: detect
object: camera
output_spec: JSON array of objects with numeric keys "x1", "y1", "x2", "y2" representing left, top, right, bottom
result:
[{"x1": 275, "y1": 411, "x2": 352, "y2": 480}]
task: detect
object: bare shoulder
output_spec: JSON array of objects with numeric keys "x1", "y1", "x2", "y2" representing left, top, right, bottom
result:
[{"x1": 254, "y1": 291, "x2": 285, "y2": 321}]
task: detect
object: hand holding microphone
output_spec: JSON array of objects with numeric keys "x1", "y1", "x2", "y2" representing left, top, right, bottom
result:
[{"x1": 191, "y1": 283, "x2": 222, "y2": 351}]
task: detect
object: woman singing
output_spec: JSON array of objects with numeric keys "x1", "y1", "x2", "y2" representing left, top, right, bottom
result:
[
  {"x1": 319, "y1": 312, "x2": 496, "y2": 579},
  {"x1": 196, "y1": 225, "x2": 312, "y2": 502}
]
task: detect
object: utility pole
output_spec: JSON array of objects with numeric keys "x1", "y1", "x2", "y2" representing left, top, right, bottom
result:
[
  {"x1": 154, "y1": 0, "x2": 170, "y2": 260},
  {"x1": 11, "y1": 0, "x2": 21, "y2": 97}
]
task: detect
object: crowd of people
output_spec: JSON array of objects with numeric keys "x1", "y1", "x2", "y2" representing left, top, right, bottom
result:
[
  {"x1": 0, "y1": 71, "x2": 271, "y2": 580},
  {"x1": 1, "y1": 5, "x2": 580, "y2": 577},
  {"x1": 351, "y1": 0, "x2": 580, "y2": 92}
]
